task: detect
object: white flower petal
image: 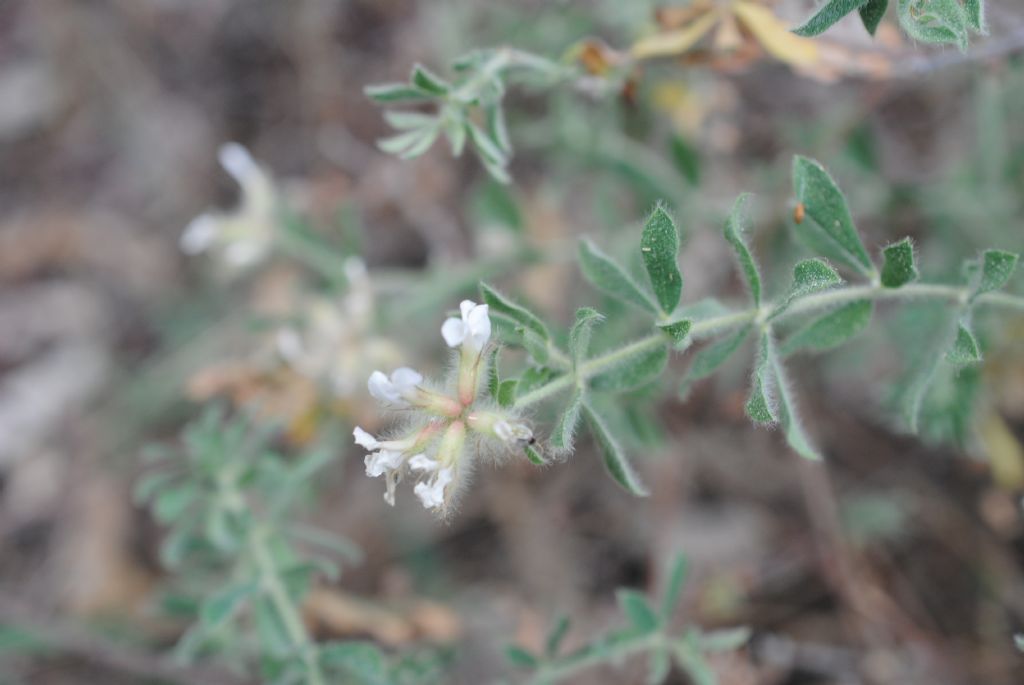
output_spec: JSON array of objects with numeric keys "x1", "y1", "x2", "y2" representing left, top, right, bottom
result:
[
  {"x1": 180, "y1": 215, "x2": 218, "y2": 254},
  {"x1": 465, "y1": 303, "x2": 491, "y2": 350},
  {"x1": 352, "y1": 426, "x2": 380, "y2": 450},
  {"x1": 441, "y1": 317, "x2": 466, "y2": 348},
  {"x1": 223, "y1": 241, "x2": 264, "y2": 267},
  {"x1": 364, "y1": 449, "x2": 403, "y2": 478},
  {"x1": 459, "y1": 300, "x2": 476, "y2": 319},
  {"x1": 218, "y1": 142, "x2": 258, "y2": 183},
  {"x1": 368, "y1": 370, "x2": 404, "y2": 406},
  {"x1": 408, "y1": 453, "x2": 438, "y2": 472},
  {"x1": 390, "y1": 367, "x2": 423, "y2": 391},
  {"x1": 413, "y1": 466, "x2": 454, "y2": 510}
]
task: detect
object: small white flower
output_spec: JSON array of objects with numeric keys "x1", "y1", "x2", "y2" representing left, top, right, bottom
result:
[
  {"x1": 441, "y1": 300, "x2": 491, "y2": 353},
  {"x1": 180, "y1": 215, "x2": 218, "y2": 254},
  {"x1": 179, "y1": 142, "x2": 277, "y2": 272},
  {"x1": 364, "y1": 449, "x2": 404, "y2": 478},
  {"x1": 367, "y1": 367, "x2": 423, "y2": 407},
  {"x1": 414, "y1": 466, "x2": 453, "y2": 509},
  {"x1": 218, "y1": 142, "x2": 259, "y2": 181},
  {"x1": 494, "y1": 419, "x2": 533, "y2": 444},
  {"x1": 352, "y1": 426, "x2": 381, "y2": 450},
  {"x1": 408, "y1": 453, "x2": 439, "y2": 472},
  {"x1": 223, "y1": 240, "x2": 267, "y2": 268}
]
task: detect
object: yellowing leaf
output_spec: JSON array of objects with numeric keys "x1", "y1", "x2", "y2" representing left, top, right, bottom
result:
[
  {"x1": 631, "y1": 12, "x2": 719, "y2": 59},
  {"x1": 733, "y1": 2, "x2": 819, "y2": 67},
  {"x1": 980, "y1": 412, "x2": 1024, "y2": 490}
]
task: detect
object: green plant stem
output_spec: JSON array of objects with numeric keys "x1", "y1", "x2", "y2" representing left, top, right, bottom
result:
[
  {"x1": 248, "y1": 527, "x2": 325, "y2": 685},
  {"x1": 527, "y1": 632, "x2": 665, "y2": 684},
  {"x1": 512, "y1": 282, "x2": 1024, "y2": 410}
]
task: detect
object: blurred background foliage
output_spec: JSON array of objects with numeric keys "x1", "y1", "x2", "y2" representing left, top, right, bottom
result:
[{"x1": 1, "y1": 0, "x2": 1023, "y2": 683}]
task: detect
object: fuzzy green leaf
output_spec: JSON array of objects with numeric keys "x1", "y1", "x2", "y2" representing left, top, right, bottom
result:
[
  {"x1": 410, "y1": 64, "x2": 449, "y2": 95},
  {"x1": 583, "y1": 402, "x2": 649, "y2": 496},
  {"x1": 153, "y1": 483, "x2": 198, "y2": 524},
  {"x1": 680, "y1": 325, "x2": 753, "y2": 396},
  {"x1": 321, "y1": 642, "x2": 389, "y2": 685},
  {"x1": 859, "y1": 0, "x2": 889, "y2": 34},
  {"x1": 467, "y1": 121, "x2": 508, "y2": 166},
  {"x1": 648, "y1": 648, "x2": 672, "y2": 685},
  {"x1": 570, "y1": 307, "x2": 604, "y2": 367},
  {"x1": 675, "y1": 635, "x2": 716, "y2": 685},
  {"x1": 589, "y1": 344, "x2": 669, "y2": 392},
  {"x1": 363, "y1": 82, "x2": 433, "y2": 103},
  {"x1": 486, "y1": 348, "x2": 500, "y2": 399},
  {"x1": 545, "y1": 616, "x2": 571, "y2": 657},
  {"x1": 975, "y1": 249, "x2": 1018, "y2": 298},
  {"x1": 780, "y1": 300, "x2": 873, "y2": 355},
  {"x1": 660, "y1": 554, "x2": 689, "y2": 620},
  {"x1": 746, "y1": 333, "x2": 776, "y2": 425},
  {"x1": 377, "y1": 127, "x2": 439, "y2": 159},
  {"x1": 723, "y1": 193, "x2": 762, "y2": 306},
  {"x1": 700, "y1": 627, "x2": 752, "y2": 652},
  {"x1": 383, "y1": 111, "x2": 438, "y2": 131},
  {"x1": 201, "y1": 582, "x2": 256, "y2": 629},
  {"x1": 505, "y1": 646, "x2": 540, "y2": 668},
  {"x1": 795, "y1": 258, "x2": 843, "y2": 293},
  {"x1": 770, "y1": 258, "x2": 843, "y2": 320},
  {"x1": 658, "y1": 319, "x2": 692, "y2": 347},
  {"x1": 767, "y1": 340, "x2": 823, "y2": 460},
  {"x1": 524, "y1": 443, "x2": 546, "y2": 465},
  {"x1": 551, "y1": 388, "x2": 585, "y2": 451},
  {"x1": 134, "y1": 471, "x2": 176, "y2": 505},
  {"x1": 946, "y1": 323, "x2": 981, "y2": 364},
  {"x1": 898, "y1": 0, "x2": 970, "y2": 49},
  {"x1": 881, "y1": 238, "x2": 918, "y2": 288},
  {"x1": 480, "y1": 283, "x2": 550, "y2": 341},
  {"x1": 793, "y1": 0, "x2": 869, "y2": 37},
  {"x1": 497, "y1": 379, "x2": 518, "y2": 408},
  {"x1": 964, "y1": 0, "x2": 985, "y2": 30},
  {"x1": 579, "y1": 238, "x2": 659, "y2": 314},
  {"x1": 617, "y1": 589, "x2": 660, "y2": 632},
  {"x1": 792, "y1": 156, "x2": 874, "y2": 276},
  {"x1": 640, "y1": 204, "x2": 683, "y2": 314}
]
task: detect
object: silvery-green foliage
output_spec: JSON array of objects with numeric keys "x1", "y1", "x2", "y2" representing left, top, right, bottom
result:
[
  {"x1": 137, "y1": 407, "x2": 445, "y2": 685},
  {"x1": 794, "y1": 0, "x2": 987, "y2": 49},
  {"x1": 505, "y1": 554, "x2": 749, "y2": 684},
  {"x1": 366, "y1": 50, "x2": 569, "y2": 183},
  {"x1": 473, "y1": 155, "x2": 1020, "y2": 485}
]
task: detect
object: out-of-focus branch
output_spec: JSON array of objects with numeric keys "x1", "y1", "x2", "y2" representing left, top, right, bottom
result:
[{"x1": 0, "y1": 591, "x2": 251, "y2": 685}]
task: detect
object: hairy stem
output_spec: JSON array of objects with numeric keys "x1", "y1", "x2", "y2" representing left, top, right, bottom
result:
[
  {"x1": 513, "y1": 282, "x2": 1024, "y2": 410},
  {"x1": 248, "y1": 527, "x2": 325, "y2": 685},
  {"x1": 527, "y1": 632, "x2": 665, "y2": 684}
]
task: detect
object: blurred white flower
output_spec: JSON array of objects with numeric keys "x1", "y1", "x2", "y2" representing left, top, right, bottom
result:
[
  {"x1": 180, "y1": 142, "x2": 277, "y2": 272},
  {"x1": 368, "y1": 367, "x2": 423, "y2": 407},
  {"x1": 441, "y1": 300, "x2": 491, "y2": 353},
  {"x1": 275, "y1": 259, "x2": 404, "y2": 399}
]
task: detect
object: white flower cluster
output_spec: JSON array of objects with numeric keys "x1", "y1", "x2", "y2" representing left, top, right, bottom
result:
[
  {"x1": 275, "y1": 258, "x2": 403, "y2": 398},
  {"x1": 353, "y1": 300, "x2": 533, "y2": 513},
  {"x1": 180, "y1": 143, "x2": 277, "y2": 272}
]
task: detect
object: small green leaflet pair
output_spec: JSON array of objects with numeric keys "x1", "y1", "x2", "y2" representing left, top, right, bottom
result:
[
  {"x1": 794, "y1": 0, "x2": 986, "y2": 50},
  {"x1": 505, "y1": 554, "x2": 750, "y2": 685}
]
